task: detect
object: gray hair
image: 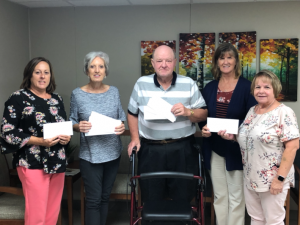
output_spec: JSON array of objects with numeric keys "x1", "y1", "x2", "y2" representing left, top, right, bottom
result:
[{"x1": 83, "y1": 51, "x2": 109, "y2": 76}]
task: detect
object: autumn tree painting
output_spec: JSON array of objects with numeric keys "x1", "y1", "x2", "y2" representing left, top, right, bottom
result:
[
  {"x1": 260, "y1": 38, "x2": 298, "y2": 101},
  {"x1": 219, "y1": 31, "x2": 257, "y2": 81},
  {"x1": 141, "y1": 40, "x2": 176, "y2": 76},
  {"x1": 179, "y1": 33, "x2": 215, "y2": 90}
]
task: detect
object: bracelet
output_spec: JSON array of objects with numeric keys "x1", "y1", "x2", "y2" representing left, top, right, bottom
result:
[{"x1": 190, "y1": 109, "x2": 194, "y2": 116}]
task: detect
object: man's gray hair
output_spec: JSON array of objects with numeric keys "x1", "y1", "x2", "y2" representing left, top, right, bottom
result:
[{"x1": 83, "y1": 51, "x2": 109, "y2": 76}]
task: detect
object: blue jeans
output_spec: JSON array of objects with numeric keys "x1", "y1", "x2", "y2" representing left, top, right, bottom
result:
[{"x1": 80, "y1": 157, "x2": 120, "y2": 225}]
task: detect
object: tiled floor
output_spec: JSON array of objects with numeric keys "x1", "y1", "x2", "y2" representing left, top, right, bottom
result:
[{"x1": 61, "y1": 199, "x2": 298, "y2": 225}]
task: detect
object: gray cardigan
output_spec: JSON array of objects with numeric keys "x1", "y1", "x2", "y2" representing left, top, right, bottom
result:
[{"x1": 69, "y1": 86, "x2": 126, "y2": 163}]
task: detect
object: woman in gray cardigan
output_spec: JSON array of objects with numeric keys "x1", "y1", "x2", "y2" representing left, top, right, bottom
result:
[{"x1": 69, "y1": 51, "x2": 126, "y2": 225}]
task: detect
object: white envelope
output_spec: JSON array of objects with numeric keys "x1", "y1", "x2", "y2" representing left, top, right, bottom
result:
[
  {"x1": 85, "y1": 111, "x2": 122, "y2": 136},
  {"x1": 146, "y1": 97, "x2": 176, "y2": 122},
  {"x1": 43, "y1": 121, "x2": 73, "y2": 139},
  {"x1": 144, "y1": 106, "x2": 168, "y2": 120},
  {"x1": 207, "y1": 117, "x2": 239, "y2": 135}
]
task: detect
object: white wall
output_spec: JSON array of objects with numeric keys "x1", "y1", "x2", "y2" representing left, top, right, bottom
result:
[{"x1": 0, "y1": 0, "x2": 29, "y2": 114}]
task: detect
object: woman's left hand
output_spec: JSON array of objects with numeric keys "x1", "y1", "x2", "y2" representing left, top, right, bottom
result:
[
  {"x1": 115, "y1": 123, "x2": 125, "y2": 135},
  {"x1": 58, "y1": 135, "x2": 71, "y2": 145},
  {"x1": 270, "y1": 178, "x2": 284, "y2": 195},
  {"x1": 218, "y1": 130, "x2": 236, "y2": 141}
]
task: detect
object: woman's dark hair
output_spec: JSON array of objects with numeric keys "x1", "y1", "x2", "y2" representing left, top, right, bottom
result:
[
  {"x1": 20, "y1": 57, "x2": 56, "y2": 93},
  {"x1": 211, "y1": 43, "x2": 241, "y2": 80}
]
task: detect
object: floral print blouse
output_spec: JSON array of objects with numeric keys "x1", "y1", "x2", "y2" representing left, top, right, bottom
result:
[
  {"x1": 0, "y1": 89, "x2": 67, "y2": 174},
  {"x1": 237, "y1": 104, "x2": 299, "y2": 192}
]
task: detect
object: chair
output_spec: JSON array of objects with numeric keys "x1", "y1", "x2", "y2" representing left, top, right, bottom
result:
[
  {"x1": 110, "y1": 133, "x2": 138, "y2": 200},
  {"x1": 291, "y1": 163, "x2": 300, "y2": 225},
  {"x1": 0, "y1": 153, "x2": 25, "y2": 225},
  {"x1": 0, "y1": 153, "x2": 62, "y2": 225}
]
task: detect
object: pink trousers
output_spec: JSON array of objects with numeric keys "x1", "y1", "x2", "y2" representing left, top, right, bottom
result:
[
  {"x1": 17, "y1": 166, "x2": 65, "y2": 225},
  {"x1": 244, "y1": 181, "x2": 289, "y2": 225}
]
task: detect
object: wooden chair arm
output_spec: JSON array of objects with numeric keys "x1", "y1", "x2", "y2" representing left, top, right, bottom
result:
[
  {"x1": 0, "y1": 186, "x2": 24, "y2": 196},
  {"x1": 294, "y1": 163, "x2": 300, "y2": 175},
  {"x1": 9, "y1": 169, "x2": 18, "y2": 176}
]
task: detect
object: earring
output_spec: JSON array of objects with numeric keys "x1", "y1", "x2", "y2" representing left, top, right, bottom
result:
[{"x1": 104, "y1": 76, "x2": 107, "y2": 79}]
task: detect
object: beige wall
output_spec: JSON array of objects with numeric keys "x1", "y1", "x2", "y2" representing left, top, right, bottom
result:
[
  {"x1": 28, "y1": 2, "x2": 300, "y2": 120},
  {"x1": 0, "y1": 0, "x2": 29, "y2": 114},
  {"x1": 2, "y1": 0, "x2": 300, "y2": 203}
]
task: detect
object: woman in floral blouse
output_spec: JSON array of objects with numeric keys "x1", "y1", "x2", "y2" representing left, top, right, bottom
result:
[
  {"x1": 219, "y1": 70, "x2": 299, "y2": 225},
  {"x1": 0, "y1": 57, "x2": 70, "y2": 225}
]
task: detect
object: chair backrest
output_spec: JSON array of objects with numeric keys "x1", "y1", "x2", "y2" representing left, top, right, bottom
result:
[
  {"x1": 0, "y1": 153, "x2": 10, "y2": 187},
  {"x1": 118, "y1": 135, "x2": 132, "y2": 174}
]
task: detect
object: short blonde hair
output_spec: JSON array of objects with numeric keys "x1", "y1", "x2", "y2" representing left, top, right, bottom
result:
[
  {"x1": 251, "y1": 70, "x2": 282, "y2": 98},
  {"x1": 211, "y1": 43, "x2": 241, "y2": 80}
]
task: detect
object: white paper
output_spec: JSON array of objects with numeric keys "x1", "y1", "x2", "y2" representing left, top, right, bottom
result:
[
  {"x1": 146, "y1": 97, "x2": 176, "y2": 122},
  {"x1": 207, "y1": 117, "x2": 239, "y2": 135},
  {"x1": 144, "y1": 106, "x2": 168, "y2": 120},
  {"x1": 43, "y1": 121, "x2": 73, "y2": 139},
  {"x1": 85, "y1": 111, "x2": 122, "y2": 136}
]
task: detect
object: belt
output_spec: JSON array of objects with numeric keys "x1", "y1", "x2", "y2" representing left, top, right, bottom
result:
[{"x1": 141, "y1": 135, "x2": 193, "y2": 145}]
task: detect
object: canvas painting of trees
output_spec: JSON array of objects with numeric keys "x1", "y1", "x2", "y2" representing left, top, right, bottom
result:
[
  {"x1": 219, "y1": 31, "x2": 257, "y2": 81},
  {"x1": 141, "y1": 40, "x2": 176, "y2": 76},
  {"x1": 179, "y1": 33, "x2": 215, "y2": 90},
  {"x1": 260, "y1": 38, "x2": 298, "y2": 101}
]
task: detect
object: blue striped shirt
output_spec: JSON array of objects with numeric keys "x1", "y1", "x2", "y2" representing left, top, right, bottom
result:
[{"x1": 128, "y1": 73, "x2": 206, "y2": 140}]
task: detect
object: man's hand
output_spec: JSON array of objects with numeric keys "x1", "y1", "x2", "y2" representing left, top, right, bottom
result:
[
  {"x1": 171, "y1": 103, "x2": 190, "y2": 117},
  {"x1": 128, "y1": 139, "x2": 141, "y2": 157}
]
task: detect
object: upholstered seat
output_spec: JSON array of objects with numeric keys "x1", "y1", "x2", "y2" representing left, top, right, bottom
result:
[
  {"x1": 0, "y1": 153, "x2": 25, "y2": 225},
  {"x1": 0, "y1": 152, "x2": 62, "y2": 225},
  {"x1": 0, "y1": 193, "x2": 25, "y2": 220},
  {"x1": 142, "y1": 200, "x2": 193, "y2": 221}
]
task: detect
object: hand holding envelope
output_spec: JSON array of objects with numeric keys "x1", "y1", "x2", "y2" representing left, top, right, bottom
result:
[
  {"x1": 85, "y1": 111, "x2": 122, "y2": 136},
  {"x1": 144, "y1": 97, "x2": 176, "y2": 122},
  {"x1": 206, "y1": 117, "x2": 239, "y2": 135},
  {"x1": 43, "y1": 121, "x2": 73, "y2": 139}
]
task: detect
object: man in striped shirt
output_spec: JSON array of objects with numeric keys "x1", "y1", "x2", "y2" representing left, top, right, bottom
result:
[{"x1": 127, "y1": 45, "x2": 207, "y2": 212}]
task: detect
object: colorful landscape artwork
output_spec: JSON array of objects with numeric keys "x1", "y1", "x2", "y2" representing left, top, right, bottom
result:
[
  {"x1": 219, "y1": 31, "x2": 257, "y2": 81},
  {"x1": 179, "y1": 33, "x2": 215, "y2": 90},
  {"x1": 141, "y1": 40, "x2": 176, "y2": 76},
  {"x1": 260, "y1": 38, "x2": 298, "y2": 101}
]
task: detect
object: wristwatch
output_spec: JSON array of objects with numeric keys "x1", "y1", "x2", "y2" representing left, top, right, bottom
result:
[
  {"x1": 190, "y1": 109, "x2": 194, "y2": 116},
  {"x1": 277, "y1": 175, "x2": 285, "y2": 182}
]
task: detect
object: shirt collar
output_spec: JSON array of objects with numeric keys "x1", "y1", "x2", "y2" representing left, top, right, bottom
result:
[{"x1": 153, "y1": 71, "x2": 177, "y2": 87}]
